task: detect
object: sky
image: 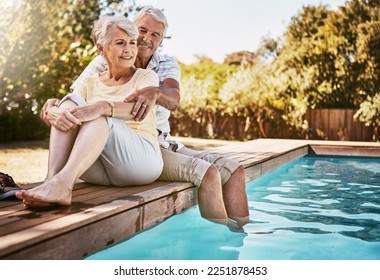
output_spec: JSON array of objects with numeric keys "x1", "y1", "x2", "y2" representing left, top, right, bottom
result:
[{"x1": 134, "y1": 0, "x2": 347, "y2": 64}]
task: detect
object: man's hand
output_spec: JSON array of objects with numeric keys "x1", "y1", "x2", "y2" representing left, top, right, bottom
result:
[
  {"x1": 40, "y1": 98, "x2": 60, "y2": 126},
  {"x1": 124, "y1": 86, "x2": 158, "y2": 122}
]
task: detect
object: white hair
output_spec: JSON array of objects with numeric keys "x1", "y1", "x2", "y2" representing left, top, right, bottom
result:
[
  {"x1": 91, "y1": 15, "x2": 138, "y2": 46},
  {"x1": 133, "y1": 5, "x2": 168, "y2": 36}
]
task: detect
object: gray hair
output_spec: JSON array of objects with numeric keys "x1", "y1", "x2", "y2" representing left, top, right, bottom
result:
[
  {"x1": 92, "y1": 15, "x2": 138, "y2": 46},
  {"x1": 133, "y1": 5, "x2": 168, "y2": 36}
]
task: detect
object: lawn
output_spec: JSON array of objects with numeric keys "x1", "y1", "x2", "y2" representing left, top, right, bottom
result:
[{"x1": 0, "y1": 141, "x2": 49, "y2": 185}]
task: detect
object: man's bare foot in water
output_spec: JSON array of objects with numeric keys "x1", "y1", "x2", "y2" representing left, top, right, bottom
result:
[{"x1": 15, "y1": 176, "x2": 73, "y2": 208}]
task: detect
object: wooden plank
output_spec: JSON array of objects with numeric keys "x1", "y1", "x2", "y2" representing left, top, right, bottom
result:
[
  {"x1": 3, "y1": 187, "x2": 196, "y2": 259},
  {"x1": 0, "y1": 181, "x2": 183, "y2": 230},
  {"x1": 0, "y1": 182, "x2": 194, "y2": 259}
]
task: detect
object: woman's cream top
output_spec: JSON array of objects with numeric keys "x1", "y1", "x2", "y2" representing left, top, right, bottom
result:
[{"x1": 73, "y1": 68, "x2": 160, "y2": 152}]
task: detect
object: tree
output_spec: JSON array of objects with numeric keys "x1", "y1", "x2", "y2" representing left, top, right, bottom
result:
[
  {"x1": 173, "y1": 61, "x2": 239, "y2": 139},
  {"x1": 278, "y1": 5, "x2": 349, "y2": 109},
  {"x1": 0, "y1": 0, "x2": 133, "y2": 141},
  {"x1": 255, "y1": 37, "x2": 279, "y2": 63},
  {"x1": 224, "y1": 51, "x2": 256, "y2": 66},
  {"x1": 354, "y1": 93, "x2": 380, "y2": 141},
  {"x1": 336, "y1": 0, "x2": 380, "y2": 107},
  {"x1": 264, "y1": 0, "x2": 380, "y2": 136}
]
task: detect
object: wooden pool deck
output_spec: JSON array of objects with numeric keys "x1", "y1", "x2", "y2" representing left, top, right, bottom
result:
[{"x1": 1, "y1": 139, "x2": 379, "y2": 259}]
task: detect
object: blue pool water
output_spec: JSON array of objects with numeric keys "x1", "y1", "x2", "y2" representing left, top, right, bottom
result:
[{"x1": 86, "y1": 155, "x2": 380, "y2": 260}]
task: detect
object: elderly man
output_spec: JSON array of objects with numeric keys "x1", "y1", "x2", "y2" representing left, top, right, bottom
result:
[{"x1": 41, "y1": 6, "x2": 249, "y2": 230}]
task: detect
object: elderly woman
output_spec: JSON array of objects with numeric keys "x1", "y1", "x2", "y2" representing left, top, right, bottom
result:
[{"x1": 16, "y1": 15, "x2": 163, "y2": 208}]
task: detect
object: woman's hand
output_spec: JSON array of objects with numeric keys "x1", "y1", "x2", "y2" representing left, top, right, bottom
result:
[
  {"x1": 40, "y1": 98, "x2": 60, "y2": 126},
  {"x1": 47, "y1": 106, "x2": 82, "y2": 131},
  {"x1": 70, "y1": 102, "x2": 106, "y2": 123}
]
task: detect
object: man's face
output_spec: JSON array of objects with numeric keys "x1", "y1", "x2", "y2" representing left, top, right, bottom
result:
[{"x1": 135, "y1": 15, "x2": 164, "y2": 59}]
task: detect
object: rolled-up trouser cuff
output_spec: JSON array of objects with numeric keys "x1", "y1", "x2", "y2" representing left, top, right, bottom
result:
[{"x1": 159, "y1": 146, "x2": 241, "y2": 187}]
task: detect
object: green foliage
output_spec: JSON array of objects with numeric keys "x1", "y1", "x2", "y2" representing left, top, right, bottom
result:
[
  {"x1": 223, "y1": 51, "x2": 256, "y2": 66},
  {"x1": 278, "y1": 5, "x2": 350, "y2": 109},
  {"x1": 354, "y1": 92, "x2": 380, "y2": 141},
  {"x1": 173, "y1": 61, "x2": 240, "y2": 138},
  {"x1": 260, "y1": 0, "x2": 379, "y2": 135},
  {"x1": 0, "y1": 0, "x2": 130, "y2": 141},
  {"x1": 0, "y1": 0, "x2": 378, "y2": 141},
  {"x1": 172, "y1": 0, "x2": 379, "y2": 141},
  {"x1": 218, "y1": 63, "x2": 281, "y2": 137},
  {"x1": 1, "y1": 0, "x2": 101, "y2": 106},
  {"x1": 354, "y1": 93, "x2": 380, "y2": 126},
  {"x1": 180, "y1": 61, "x2": 239, "y2": 111}
]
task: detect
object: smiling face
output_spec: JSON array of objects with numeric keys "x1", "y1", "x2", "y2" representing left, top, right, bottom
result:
[
  {"x1": 135, "y1": 14, "x2": 164, "y2": 61},
  {"x1": 100, "y1": 25, "x2": 138, "y2": 71}
]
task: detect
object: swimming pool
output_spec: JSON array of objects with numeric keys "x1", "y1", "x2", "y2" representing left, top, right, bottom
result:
[{"x1": 86, "y1": 155, "x2": 380, "y2": 260}]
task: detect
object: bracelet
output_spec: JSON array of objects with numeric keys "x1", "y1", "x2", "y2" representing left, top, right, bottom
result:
[{"x1": 107, "y1": 101, "x2": 115, "y2": 117}]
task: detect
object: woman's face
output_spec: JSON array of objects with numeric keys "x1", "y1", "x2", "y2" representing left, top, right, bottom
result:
[{"x1": 103, "y1": 26, "x2": 138, "y2": 70}]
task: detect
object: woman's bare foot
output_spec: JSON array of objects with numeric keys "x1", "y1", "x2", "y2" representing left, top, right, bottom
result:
[{"x1": 15, "y1": 177, "x2": 73, "y2": 208}]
